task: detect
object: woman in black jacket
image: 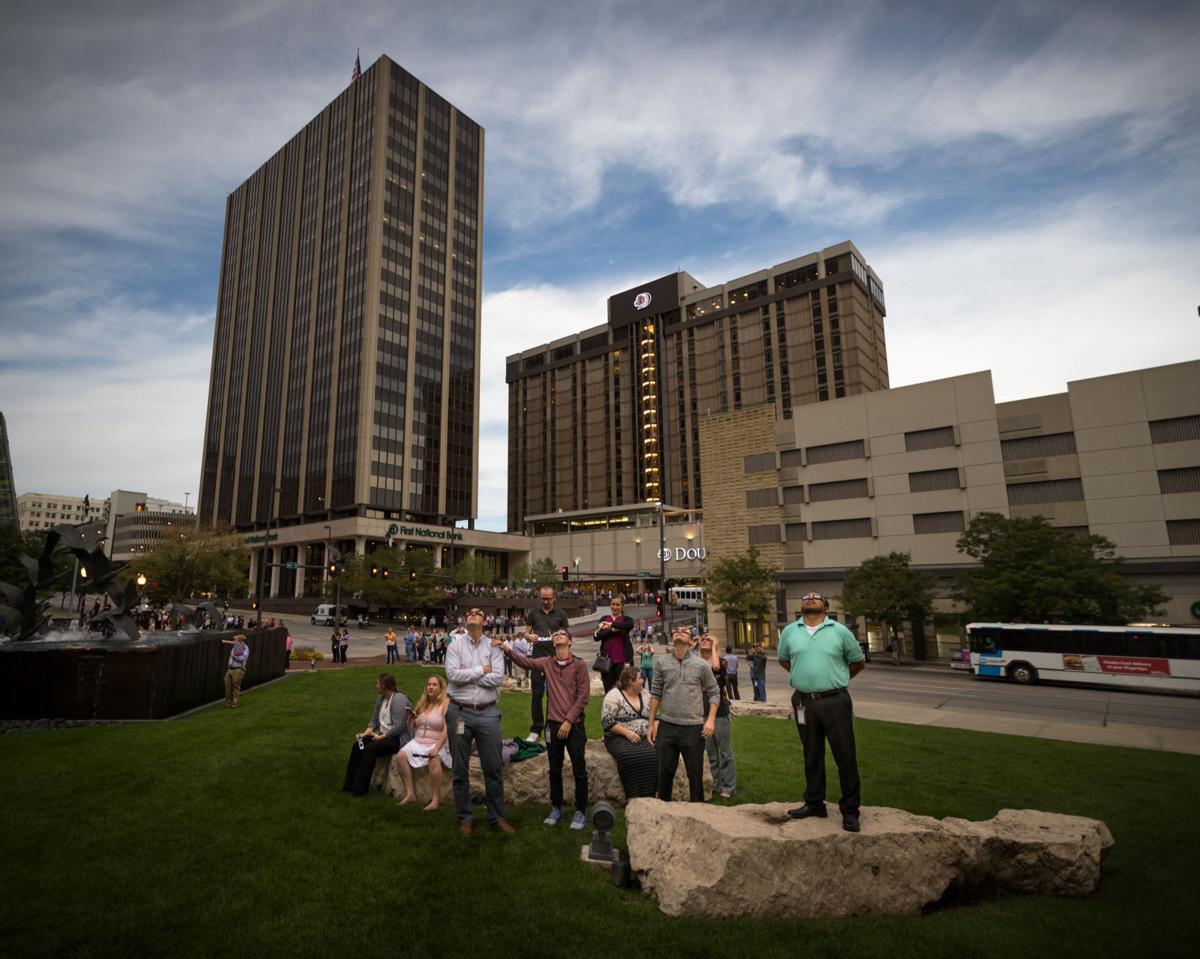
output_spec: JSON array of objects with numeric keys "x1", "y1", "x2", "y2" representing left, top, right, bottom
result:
[{"x1": 593, "y1": 594, "x2": 636, "y2": 693}]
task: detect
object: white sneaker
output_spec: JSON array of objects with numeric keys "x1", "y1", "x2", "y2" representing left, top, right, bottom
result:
[
  {"x1": 544, "y1": 807, "x2": 563, "y2": 826},
  {"x1": 569, "y1": 811, "x2": 587, "y2": 830},
  {"x1": 525, "y1": 731, "x2": 541, "y2": 742}
]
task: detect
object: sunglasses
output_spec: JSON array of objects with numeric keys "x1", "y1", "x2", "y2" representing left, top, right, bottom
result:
[{"x1": 801, "y1": 593, "x2": 827, "y2": 603}]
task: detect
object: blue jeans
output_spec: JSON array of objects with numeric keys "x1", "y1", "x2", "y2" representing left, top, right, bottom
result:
[
  {"x1": 753, "y1": 677, "x2": 767, "y2": 702},
  {"x1": 447, "y1": 703, "x2": 506, "y2": 824},
  {"x1": 640, "y1": 667, "x2": 654, "y2": 689}
]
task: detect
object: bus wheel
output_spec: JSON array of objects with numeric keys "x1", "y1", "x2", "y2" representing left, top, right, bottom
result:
[{"x1": 1008, "y1": 662, "x2": 1037, "y2": 685}]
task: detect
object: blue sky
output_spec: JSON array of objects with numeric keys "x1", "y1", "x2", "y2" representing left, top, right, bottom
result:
[{"x1": 1, "y1": 0, "x2": 1197, "y2": 531}]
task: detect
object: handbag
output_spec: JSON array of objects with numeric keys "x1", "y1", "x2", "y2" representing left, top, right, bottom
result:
[{"x1": 592, "y1": 652, "x2": 612, "y2": 673}]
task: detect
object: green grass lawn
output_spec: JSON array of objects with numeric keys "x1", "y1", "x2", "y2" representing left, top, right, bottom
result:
[{"x1": 1, "y1": 666, "x2": 1198, "y2": 959}]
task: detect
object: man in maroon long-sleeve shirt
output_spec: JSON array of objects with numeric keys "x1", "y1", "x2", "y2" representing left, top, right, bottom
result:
[{"x1": 495, "y1": 629, "x2": 591, "y2": 828}]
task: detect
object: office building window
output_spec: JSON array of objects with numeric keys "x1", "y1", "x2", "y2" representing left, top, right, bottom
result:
[
  {"x1": 909, "y1": 468, "x2": 961, "y2": 493},
  {"x1": 1159, "y1": 467, "x2": 1200, "y2": 495},
  {"x1": 744, "y1": 452, "x2": 776, "y2": 473},
  {"x1": 747, "y1": 524, "x2": 782, "y2": 544},
  {"x1": 1001, "y1": 432, "x2": 1077, "y2": 460},
  {"x1": 1006, "y1": 478, "x2": 1085, "y2": 505},
  {"x1": 746, "y1": 487, "x2": 779, "y2": 508},
  {"x1": 811, "y1": 517, "x2": 873, "y2": 540},
  {"x1": 913, "y1": 510, "x2": 966, "y2": 534},
  {"x1": 1149, "y1": 415, "x2": 1200, "y2": 444},
  {"x1": 904, "y1": 426, "x2": 956, "y2": 452},
  {"x1": 1166, "y1": 519, "x2": 1200, "y2": 546},
  {"x1": 805, "y1": 439, "x2": 866, "y2": 464},
  {"x1": 808, "y1": 478, "x2": 870, "y2": 502}
]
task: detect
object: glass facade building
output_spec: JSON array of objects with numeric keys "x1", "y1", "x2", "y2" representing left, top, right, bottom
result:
[{"x1": 198, "y1": 56, "x2": 483, "y2": 533}]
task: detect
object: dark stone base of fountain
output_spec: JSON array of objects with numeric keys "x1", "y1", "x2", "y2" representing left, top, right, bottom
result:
[{"x1": 0, "y1": 628, "x2": 288, "y2": 720}]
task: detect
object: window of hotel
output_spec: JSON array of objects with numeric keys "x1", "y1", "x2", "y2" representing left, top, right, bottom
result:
[
  {"x1": 782, "y1": 485, "x2": 804, "y2": 505},
  {"x1": 1159, "y1": 467, "x2": 1200, "y2": 495},
  {"x1": 728, "y1": 280, "x2": 767, "y2": 304},
  {"x1": 811, "y1": 517, "x2": 873, "y2": 540},
  {"x1": 805, "y1": 439, "x2": 866, "y2": 464},
  {"x1": 785, "y1": 522, "x2": 806, "y2": 541},
  {"x1": 912, "y1": 510, "x2": 966, "y2": 534},
  {"x1": 904, "y1": 426, "x2": 956, "y2": 452},
  {"x1": 552, "y1": 344, "x2": 575, "y2": 361},
  {"x1": 746, "y1": 487, "x2": 779, "y2": 508},
  {"x1": 1006, "y1": 478, "x2": 1085, "y2": 505},
  {"x1": 1000, "y1": 432, "x2": 1077, "y2": 460},
  {"x1": 808, "y1": 478, "x2": 870, "y2": 502},
  {"x1": 1149, "y1": 415, "x2": 1200, "y2": 444},
  {"x1": 774, "y1": 264, "x2": 818, "y2": 290},
  {"x1": 780, "y1": 449, "x2": 803, "y2": 468},
  {"x1": 909, "y1": 468, "x2": 961, "y2": 492}
]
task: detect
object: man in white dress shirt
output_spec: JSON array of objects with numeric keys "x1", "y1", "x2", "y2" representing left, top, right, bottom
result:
[{"x1": 445, "y1": 607, "x2": 513, "y2": 836}]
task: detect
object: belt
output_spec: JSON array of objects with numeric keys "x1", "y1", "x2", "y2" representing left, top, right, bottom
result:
[
  {"x1": 450, "y1": 699, "x2": 495, "y2": 711},
  {"x1": 797, "y1": 688, "x2": 845, "y2": 700}
]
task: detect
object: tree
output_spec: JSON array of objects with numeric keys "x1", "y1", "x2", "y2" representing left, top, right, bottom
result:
[
  {"x1": 122, "y1": 525, "x2": 249, "y2": 605},
  {"x1": 705, "y1": 547, "x2": 778, "y2": 626},
  {"x1": 453, "y1": 554, "x2": 495, "y2": 588},
  {"x1": 333, "y1": 547, "x2": 444, "y2": 616},
  {"x1": 0, "y1": 527, "x2": 73, "y2": 597},
  {"x1": 510, "y1": 557, "x2": 561, "y2": 589},
  {"x1": 843, "y1": 551, "x2": 934, "y2": 646},
  {"x1": 955, "y1": 512, "x2": 1167, "y2": 624}
]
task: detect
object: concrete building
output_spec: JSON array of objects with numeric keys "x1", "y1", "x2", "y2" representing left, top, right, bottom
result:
[
  {"x1": 0, "y1": 413, "x2": 16, "y2": 528},
  {"x1": 696, "y1": 361, "x2": 1200, "y2": 650},
  {"x1": 106, "y1": 490, "x2": 194, "y2": 562},
  {"x1": 506, "y1": 242, "x2": 888, "y2": 530},
  {"x1": 17, "y1": 492, "x2": 108, "y2": 532},
  {"x1": 195, "y1": 56, "x2": 529, "y2": 605}
]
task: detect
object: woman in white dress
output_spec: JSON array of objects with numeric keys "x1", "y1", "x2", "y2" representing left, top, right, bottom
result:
[{"x1": 396, "y1": 674, "x2": 453, "y2": 810}]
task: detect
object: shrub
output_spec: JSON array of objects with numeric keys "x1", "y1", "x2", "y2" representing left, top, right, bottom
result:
[{"x1": 290, "y1": 646, "x2": 325, "y2": 661}]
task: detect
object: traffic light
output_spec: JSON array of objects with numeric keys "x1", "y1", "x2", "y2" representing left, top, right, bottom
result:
[
  {"x1": 561, "y1": 565, "x2": 569, "y2": 583},
  {"x1": 655, "y1": 594, "x2": 663, "y2": 617},
  {"x1": 409, "y1": 569, "x2": 417, "y2": 582},
  {"x1": 370, "y1": 564, "x2": 379, "y2": 578},
  {"x1": 381, "y1": 567, "x2": 390, "y2": 579}
]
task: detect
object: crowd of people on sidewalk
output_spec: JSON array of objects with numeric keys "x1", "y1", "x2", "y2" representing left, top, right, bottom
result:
[{"x1": 332, "y1": 586, "x2": 867, "y2": 838}]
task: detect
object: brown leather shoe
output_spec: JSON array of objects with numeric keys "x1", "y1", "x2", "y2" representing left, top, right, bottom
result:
[
  {"x1": 458, "y1": 821, "x2": 474, "y2": 837},
  {"x1": 493, "y1": 819, "x2": 516, "y2": 834}
]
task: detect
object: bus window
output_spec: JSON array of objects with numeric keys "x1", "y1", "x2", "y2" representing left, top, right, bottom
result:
[{"x1": 968, "y1": 631, "x2": 998, "y2": 654}]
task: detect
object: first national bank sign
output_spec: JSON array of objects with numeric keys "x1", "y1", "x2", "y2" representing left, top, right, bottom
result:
[{"x1": 658, "y1": 545, "x2": 707, "y2": 562}]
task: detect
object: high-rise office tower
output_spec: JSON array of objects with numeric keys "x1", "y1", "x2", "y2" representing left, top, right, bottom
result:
[
  {"x1": 0, "y1": 412, "x2": 17, "y2": 527},
  {"x1": 198, "y1": 55, "x2": 483, "y2": 533},
  {"x1": 506, "y1": 242, "x2": 887, "y2": 530}
]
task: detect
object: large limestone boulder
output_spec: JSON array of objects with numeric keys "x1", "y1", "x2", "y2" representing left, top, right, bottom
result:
[
  {"x1": 728, "y1": 701, "x2": 792, "y2": 720},
  {"x1": 626, "y1": 800, "x2": 1113, "y2": 918},
  {"x1": 372, "y1": 740, "x2": 711, "y2": 807}
]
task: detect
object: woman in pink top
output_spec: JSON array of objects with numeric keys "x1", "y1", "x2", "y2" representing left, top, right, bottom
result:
[{"x1": 397, "y1": 674, "x2": 452, "y2": 810}]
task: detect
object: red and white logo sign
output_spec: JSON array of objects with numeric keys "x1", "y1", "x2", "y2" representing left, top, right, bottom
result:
[{"x1": 633, "y1": 291, "x2": 652, "y2": 310}]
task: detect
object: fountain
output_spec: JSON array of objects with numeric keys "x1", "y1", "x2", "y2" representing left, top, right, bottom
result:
[{"x1": 0, "y1": 522, "x2": 286, "y2": 720}]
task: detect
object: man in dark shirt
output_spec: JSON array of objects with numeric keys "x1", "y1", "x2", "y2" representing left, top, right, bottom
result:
[{"x1": 523, "y1": 585, "x2": 570, "y2": 741}]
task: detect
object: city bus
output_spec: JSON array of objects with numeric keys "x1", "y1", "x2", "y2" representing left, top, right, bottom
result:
[
  {"x1": 669, "y1": 586, "x2": 706, "y2": 610},
  {"x1": 966, "y1": 623, "x2": 1200, "y2": 693}
]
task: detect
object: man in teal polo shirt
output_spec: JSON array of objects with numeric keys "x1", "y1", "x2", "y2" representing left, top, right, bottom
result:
[{"x1": 778, "y1": 592, "x2": 866, "y2": 832}]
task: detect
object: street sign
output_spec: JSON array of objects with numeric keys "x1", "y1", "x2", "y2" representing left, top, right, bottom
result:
[
  {"x1": 285, "y1": 561, "x2": 298, "y2": 570},
  {"x1": 636, "y1": 572, "x2": 651, "y2": 578}
]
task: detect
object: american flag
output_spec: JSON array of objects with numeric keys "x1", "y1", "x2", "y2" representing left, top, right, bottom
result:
[{"x1": 352, "y1": 50, "x2": 361, "y2": 82}]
